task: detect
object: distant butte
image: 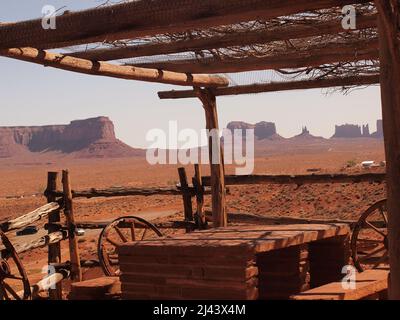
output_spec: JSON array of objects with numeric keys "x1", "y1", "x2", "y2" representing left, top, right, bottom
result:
[
  {"x1": 0, "y1": 117, "x2": 144, "y2": 159},
  {"x1": 226, "y1": 120, "x2": 384, "y2": 140}
]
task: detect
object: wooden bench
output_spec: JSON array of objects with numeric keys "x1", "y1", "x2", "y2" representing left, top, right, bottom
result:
[
  {"x1": 290, "y1": 268, "x2": 389, "y2": 300},
  {"x1": 69, "y1": 277, "x2": 121, "y2": 300}
]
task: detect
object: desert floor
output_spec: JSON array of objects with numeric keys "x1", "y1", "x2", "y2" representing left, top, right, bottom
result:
[{"x1": 0, "y1": 138, "x2": 387, "y2": 292}]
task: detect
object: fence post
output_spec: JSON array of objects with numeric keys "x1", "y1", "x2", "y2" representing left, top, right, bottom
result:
[
  {"x1": 46, "y1": 172, "x2": 62, "y2": 300},
  {"x1": 62, "y1": 170, "x2": 82, "y2": 282},
  {"x1": 192, "y1": 164, "x2": 206, "y2": 229},
  {"x1": 178, "y1": 167, "x2": 194, "y2": 223}
]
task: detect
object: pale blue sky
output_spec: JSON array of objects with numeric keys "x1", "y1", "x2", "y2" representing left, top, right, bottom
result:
[{"x1": 0, "y1": 1, "x2": 382, "y2": 148}]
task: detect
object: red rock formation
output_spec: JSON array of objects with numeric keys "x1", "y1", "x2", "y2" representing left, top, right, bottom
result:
[
  {"x1": 0, "y1": 117, "x2": 144, "y2": 158},
  {"x1": 371, "y1": 120, "x2": 384, "y2": 139},
  {"x1": 227, "y1": 121, "x2": 282, "y2": 140},
  {"x1": 332, "y1": 124, "x2": 363, "y2": 138}
]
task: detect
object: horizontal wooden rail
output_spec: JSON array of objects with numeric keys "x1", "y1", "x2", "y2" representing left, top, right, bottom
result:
[
  {"x1": 159, "y1": 74, "x2": 381, "y2": 99},
  {"x1": 201, "y1": 173, "x2": 386, "y2": 186},
  {"x1": 13, "y1": 231, "x2": 68, "y2": 255},
  {"x1": 48, "y1": 185, "x2": 222, "y2": 199},
  {"x1": 0, "y1": 0, "x2": 370, "y2": 50},
  {"x1": 0, "y1": 48, "x2": 228, "y2": 87},
  {"x1": 0, "y1": 202, "x2": 60, "y2": 233},
  {"x1": 69, "y1": 14, "x2": 378, "y2": 61},
  {"x1": 130, "y1": 39, "x2": 379, "y2": 74},
  {"x1": 74, "y1": 220, "x2": 195, "y2": 230},
  {"x1": 17, "y1": 270, "x2": 70, "y2": 299}
]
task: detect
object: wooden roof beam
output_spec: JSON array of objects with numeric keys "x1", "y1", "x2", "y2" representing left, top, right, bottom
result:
[
  {"x1": 130, "y1": 39, "x2": 380, "y2": 74},
  {"x1": 0, "y1": 48, "x2": 229, "y2": 87},
  {"x1": 68, "y1": 14, "x2": 378, "y2": 61},
  {"x1": 158, "y1": 74, "x2": 380, "y2": 99},
  {"x1": 0, "y1": 0, "x2": 371, "y2": 50}
]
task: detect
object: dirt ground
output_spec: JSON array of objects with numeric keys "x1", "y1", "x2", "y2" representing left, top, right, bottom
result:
[{"x1": 0, "y1": 138, "x2": 386, "y2": 294}]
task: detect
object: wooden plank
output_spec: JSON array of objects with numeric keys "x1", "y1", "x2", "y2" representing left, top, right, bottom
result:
[
  {"x1": 201, "y1": 173, "x2": 386, "y2": 186},
  {"x1": 290, "y1": 268, "x2": 389, "y2": 300},
  {"x1": 178, "y1": 167, "x2": 194, "y2": 222},
  {"x1": 375, "y1": 0, "x2": 400, "y2": 300},
  {"x1": 48, "y1": 185, "x2": 216, "y2": 199},
  {"x1": 69, "y1": 14, "x2": 378, "y2": 61},
  {"x1": 0, "y1": 48, "x2": 229, "y2": 88},
  {"x1": 196, "y1": 88, "x2": 227, "y2": 228},
  {"x1": 14, "y1": 231, "x2": 67, "y2": 255},
  {"x1": 159, "y1": 74, "x2": 381, "y2": 99},
  {"x1": 131, "y1": 39, "x2": 379, "y2": 74},
  {"x1": 45, "y1": 171, "x2": 62, "y2": 300},
  {"x1": 0, "y1": 0, "x2": 371, "y2": 50},
  {"x1": 118, "y1": 224, "x2": 350, "y2": 255},
  {"x1": 62, "y1": 170, "x2": 82, "y2": 282},
  {"x1": 0, "y1": 202, "x2": 60, "y2": 233}
]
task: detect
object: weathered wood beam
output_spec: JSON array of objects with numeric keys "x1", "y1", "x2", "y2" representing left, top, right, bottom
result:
[
  {"x1": 201, "y1": 173, "x2": 386, "y2": 186},
  {"x1": 196, "y1": 88, "x2": 227, "y2": 228},
  {"x1": 17, "y1": 270, "x2": 70, "y2": 300},
  {"x1": 130, "y1": 39, "x2": 380, "y2": 74},
  {"x1": 0, "y1": 202, "x2": 60, "y2": 233},
  {"x1": 375, "y1": 0, "x2": 400, "y2": 300},
  {"x1": 159, "y1": 74, "x2": 380, "y2": 99},
  {"x1": 0, "y1": 48, "x2": 229, "y2": 87},
  {"x1": 69, "y1": 14, "x2": 378, "y2": 61},
  {"x1": 0, "y1": 0, "x2": 370, "y2": 50},
  {"x1": 14, "y1": 231, "x2": 67, "y2": 255},
  {"x1": 178, "y1": 167, "x2": 194, "y2": 222},
  {"x1": 62, "y1": 170, "x2": 82, "y2": 283},
  {"x1": 45, "y1": 172, "x2": 62, "y2": 300}
]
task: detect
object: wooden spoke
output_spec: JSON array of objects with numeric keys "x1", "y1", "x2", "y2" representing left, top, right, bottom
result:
[
  {"x1": 357, "y1": 238, "x2": 384, "y2": 244},
  {"x1": 364, "y1": 221, "x2": 387, "y2": 238},
  {"x1": 371, "y1": 251, "x2": 389, "y2": 269},
  {"x1": 4, "y1": 274, "x2": 24, "y2": 281},
  {"x1": 114, "y1": 226, "x2": 128, "y2": 243},
  {"x1": 358, "y1": 245, "x2": 386, "y2": 263},
  {"x1": 379, "y1": 206, "x2": 388, "y2": 225},
  {"x1": 3, "y1": 281, "x2": 21, "y2": 300},
  {"x1": 140, "y1": 228, "x2": 148, "y2": 241},
  {"x1": 105, "y1": 237, "x2": 121, "y2": 247},
  {"x1": 0, "y1": 285, "x2": 10, "y2": 300},
  {"x1": 130, "y1": 222, "x2": 136, "y2": 241}
]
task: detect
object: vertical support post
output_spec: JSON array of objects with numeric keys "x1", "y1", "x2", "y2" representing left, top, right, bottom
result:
[
  {"x1": 375, "y1": 0, "x2": 400, "y2": 299},
  {"x1": 178, "y1": 167, "x2": 194, "y2": 222},
  {"x1": 46, "y1": 172, "x2": 62, "y2": 300},
  {"x1": 62, "y1": 170, "x2": 82, "y2": 283},
  {"x1": 192, "y1": 164, "x2": 206, "y2": 229},
  {"x1": 195, "y1": 88, "x2": 227, "y2": 228}
]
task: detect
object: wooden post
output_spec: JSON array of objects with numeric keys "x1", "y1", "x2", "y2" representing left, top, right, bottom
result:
[
  {"x1": 62, "y1": 170, "x2": 82, "y2": 282},
  {"x1": 178, "y1": 167, "x2": 194, "y2": 222},
  {"x1": 195, "y1": 88, "x2": 227, "y2": 228},
  {"x1": 46, "y1": 172, "x2": 62, "y2": 300},
  {"x1": 375, "y1": 0, "x2": 400, "y2": 300},
  {"x1": 192, "y1": 164, "x2": 206, "y2": 229}
]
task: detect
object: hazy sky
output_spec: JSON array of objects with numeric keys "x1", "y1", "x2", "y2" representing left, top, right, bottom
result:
[{"x1": 0, "y1": 1, "x2": 382, "y2": 148}]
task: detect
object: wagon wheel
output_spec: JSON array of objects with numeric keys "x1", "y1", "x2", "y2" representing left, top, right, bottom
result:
[
  {"x1": 0, "y1": 230, "x2": 31, "y2": 300},
  {"x1": 98, "y1": 216, "x2": 163, "y2": 276},
  {"x1": 351, "y1": 199, "x2": 389, "y2": 272}
]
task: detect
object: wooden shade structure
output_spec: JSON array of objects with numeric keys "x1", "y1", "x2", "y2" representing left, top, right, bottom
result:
[{"x1": 0, "y1": 0, "x2": 399, "y2": 299}]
